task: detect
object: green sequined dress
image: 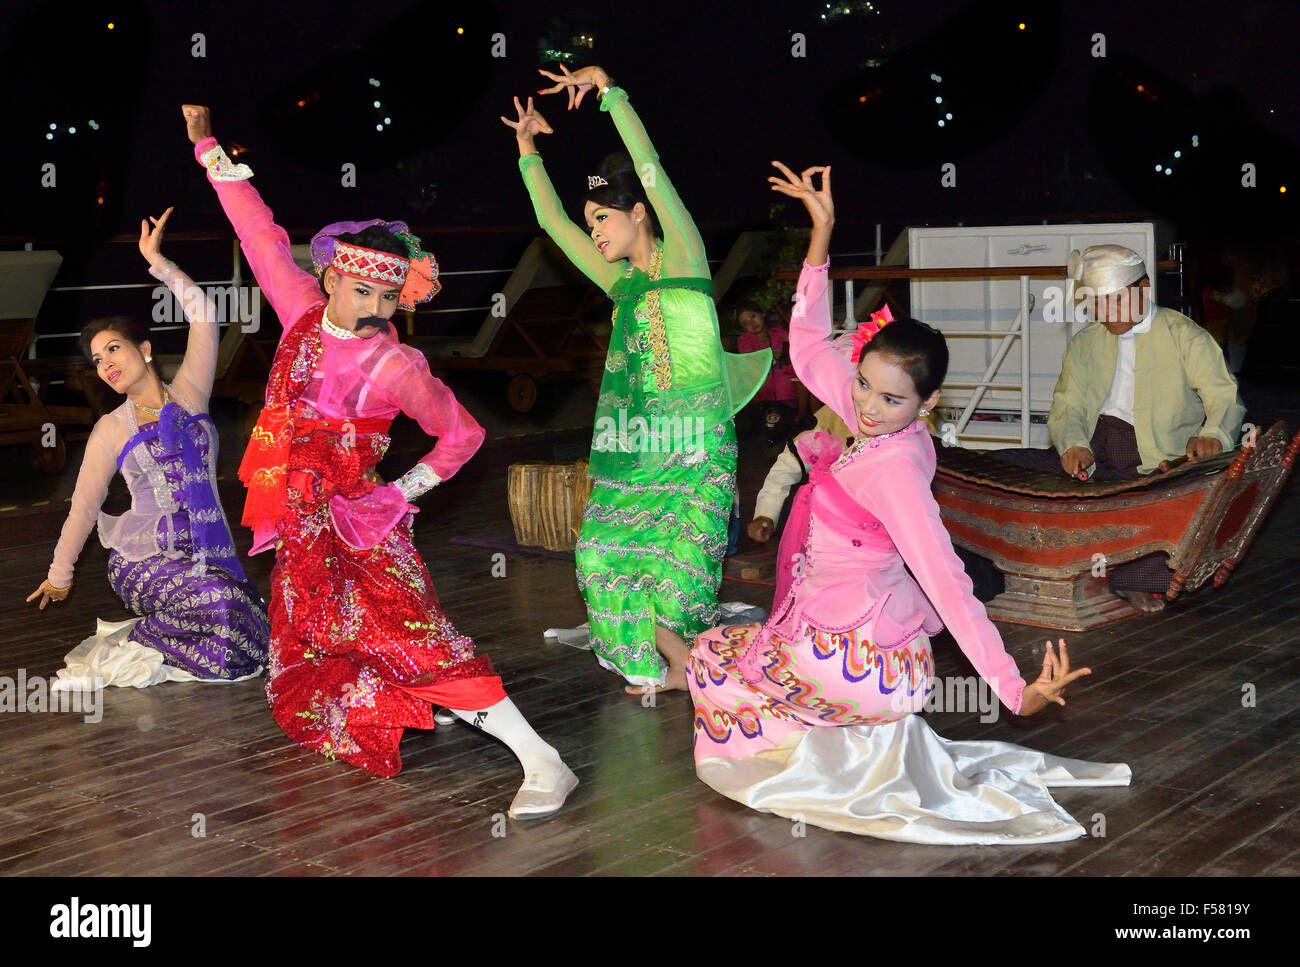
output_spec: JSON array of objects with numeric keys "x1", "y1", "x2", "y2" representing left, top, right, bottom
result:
[{"x1": 519, "y1": 86, "x2": 770, "y2": 685}]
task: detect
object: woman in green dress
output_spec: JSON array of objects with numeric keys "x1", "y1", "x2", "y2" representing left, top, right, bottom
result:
[{"x1": 503, "y1": 65, "x2": 770, "y2": 694}]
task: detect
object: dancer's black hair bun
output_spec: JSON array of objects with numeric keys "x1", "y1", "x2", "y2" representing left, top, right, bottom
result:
[{"x1": 583, "y1": 151, "x2": 661, "y2": 240}]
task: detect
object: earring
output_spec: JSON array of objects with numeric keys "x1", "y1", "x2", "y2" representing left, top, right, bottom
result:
[
  {"x1": 145, "y1": 355, "x2": 152, "y2": 363},
  {"x1": 919, "y1": 409, "x2": 928, "y2": 417}
]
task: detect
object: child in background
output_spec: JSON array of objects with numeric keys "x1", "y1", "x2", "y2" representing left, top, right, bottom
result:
[
  {"x1": 747, "y1": 403, "x2": 851, "y2": 544},
  {"x1": 736, "y1": 300, "x2": 799, "y2": 445}
]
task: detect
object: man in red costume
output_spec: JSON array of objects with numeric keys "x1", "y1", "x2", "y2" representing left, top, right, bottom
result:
[{"x1": 182, "y1": 105, "x2": 576, "y2": 818}]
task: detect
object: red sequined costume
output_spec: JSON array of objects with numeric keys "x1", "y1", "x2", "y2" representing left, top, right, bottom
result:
[{"x1": 196, "y1": 137, "x2": 506, "y2": 777}]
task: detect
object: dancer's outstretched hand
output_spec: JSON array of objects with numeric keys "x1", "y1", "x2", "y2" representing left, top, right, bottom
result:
[
  {"x1": 26, "y1": 580, "x2": 69, "y2": 610},
  {"x1": 768, "y1": 161, "x2": 834, "y2": 227},
  {"x1": 1018, "y1": 639, "x2": 1091, "y2": 716},
  {"x1": 182, "y1": 104, "x2": 212, "y2": 145},
  {"x1": 537, "y1": 64, "x2": 610, "y2": 111},
  {"x1": 501, "y1": 96, "x2": 553, "y2": 147},
  {"x1": 138, "y1": 207, "x2": 174, "y2": 266}
]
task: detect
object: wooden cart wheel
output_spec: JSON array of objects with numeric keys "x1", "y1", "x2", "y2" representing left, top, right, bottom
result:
[
  {"x1": 34, "y1": 434, "x2": 66, "y2": 475},
  {"x1": 507, "y1": 373, "x2": 538, "y2": 413}
]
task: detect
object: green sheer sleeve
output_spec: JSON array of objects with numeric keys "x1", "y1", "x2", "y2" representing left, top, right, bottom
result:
[
  {"x1": 518, "y1": 153, "x2": 623, "y2": 293},
  {"x1": 600, "y1": 87, "x2": 707, "y2": 279}
]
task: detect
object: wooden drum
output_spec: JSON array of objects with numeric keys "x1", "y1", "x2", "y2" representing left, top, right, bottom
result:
[{"x1": 508, "y1": 460, "x2": 594, "y2": 551}]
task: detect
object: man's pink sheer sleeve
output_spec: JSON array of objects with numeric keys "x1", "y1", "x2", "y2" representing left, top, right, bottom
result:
[
  {"x1": 194, "y1": 137, "x2": 320, "y2": 331},
  {"x1": 859, "y1": 448, "x2": 1026, "y2": 714},
  {"x1": 47, "y1": 425, "x2": 119, "y2": 588},
  {"x1": 152, "y1": 260, "x2": 218, "y2": 411},
  {"x1": 788, "y1": 260, "x2": 855, "y2": 428},
  {"x1": 381, "y1": 351, "x2": 485, "y2": 480}
]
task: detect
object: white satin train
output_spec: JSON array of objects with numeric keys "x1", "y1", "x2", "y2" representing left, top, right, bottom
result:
[
  {"x1": 51, "y1": 617, "x2": 262, "y2": 691},
  {"x1": 696, "y1": 714, "x2": 1131, "y2": 845}
]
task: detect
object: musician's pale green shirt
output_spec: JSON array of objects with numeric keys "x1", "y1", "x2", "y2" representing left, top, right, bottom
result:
[{"x1": 1048, "y1": 307, "x2": 1247, "y2": 474}]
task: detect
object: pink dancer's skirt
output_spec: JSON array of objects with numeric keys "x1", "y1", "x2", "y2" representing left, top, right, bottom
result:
[{"x1": 687, "y1": 622, "x2": 1130, "y2": 845}]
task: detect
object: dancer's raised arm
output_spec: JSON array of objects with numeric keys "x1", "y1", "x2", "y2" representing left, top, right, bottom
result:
[
  {"x1": 504, "y1": 96, "x2": 622, "y2": 292},
  {"x1": 536, "y1": 65, "x2": 707, "y2": 276},
  {"x1": 769, "y1": 161, "x2": 854, "y2": 427},
  {"x1": 182, "y1": 104, "x2": 320, "y2": 333},
  {"x1": 139, "y1": 208, "x2": 220, "y2": 412}
]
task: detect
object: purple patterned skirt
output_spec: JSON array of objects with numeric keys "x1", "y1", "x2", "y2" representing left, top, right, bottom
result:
[
  {"x1": 105, "y1": 416, "x2": 268, "y2": 680},
  {"x1": 107, "y1": 513, "x2": 268, "y2": 680}
]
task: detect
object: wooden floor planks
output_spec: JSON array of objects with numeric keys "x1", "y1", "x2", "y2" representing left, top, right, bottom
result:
[{"x1": 2, "y1": 391, "x2": 1297, "y2": 877}]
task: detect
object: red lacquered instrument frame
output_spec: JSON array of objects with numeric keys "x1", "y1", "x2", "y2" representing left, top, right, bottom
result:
[{"x1": 932, "y1": 421, "x2": 1299, "y2": 630}]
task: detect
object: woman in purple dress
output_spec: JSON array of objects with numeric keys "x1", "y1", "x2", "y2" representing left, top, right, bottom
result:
[{"x1": 27, "y1": 208, "x2": 268, "y2": 684}]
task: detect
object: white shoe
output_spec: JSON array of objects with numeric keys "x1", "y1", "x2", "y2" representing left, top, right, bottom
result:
[
  {"x1": 508, "y1": 763, "x2": 579, "y2": 820},
  {"x1": 434, "y1": 709, "x2": 457, "y2": 726}
]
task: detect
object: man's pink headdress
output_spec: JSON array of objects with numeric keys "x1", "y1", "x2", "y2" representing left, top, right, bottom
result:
[{"x1": 310, "y1": 218, "x2": 441, "y2": 311}]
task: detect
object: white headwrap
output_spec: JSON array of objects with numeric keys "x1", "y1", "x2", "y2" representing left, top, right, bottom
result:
[{"x1": 1066, "y1": 243, "x2": 1148, "y2": 304}]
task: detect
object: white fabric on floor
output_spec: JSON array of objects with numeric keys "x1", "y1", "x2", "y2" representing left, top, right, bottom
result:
[
  {"x1": 51, "y1": 617, "x2": 262, "y2": 690},
  {"x1": 542, "y1": 622, "x2": 592, "y2": 650},
  {"x1": 697, "y1": 713, "x2": 1131, "y2": 845},
  {"x1": 542, "y1": 602, "x2": 768, "y2": 651}
]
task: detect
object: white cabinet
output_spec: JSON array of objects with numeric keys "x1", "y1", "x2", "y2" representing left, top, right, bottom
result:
[{"x1": 908, "y1": 223, "x2": 1156, "y2": 448}]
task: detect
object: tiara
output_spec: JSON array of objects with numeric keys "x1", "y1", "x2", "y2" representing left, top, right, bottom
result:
[{"x1": 587, "y1": 175, "x2": 609, "y2": 190}]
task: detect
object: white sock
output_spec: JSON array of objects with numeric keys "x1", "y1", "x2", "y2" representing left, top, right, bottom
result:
[{"x1": 448, "y1": 698, "x2": 562, "y2": 775}]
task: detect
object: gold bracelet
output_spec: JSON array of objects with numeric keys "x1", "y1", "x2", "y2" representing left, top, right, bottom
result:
[{"x1": 45, "y1": 580, "x2": 70, "y2": 591}]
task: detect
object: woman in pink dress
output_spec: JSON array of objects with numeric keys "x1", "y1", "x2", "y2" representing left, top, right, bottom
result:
[{"x1": 686, "y1": 163, "x2": 1131, "y2": 844}]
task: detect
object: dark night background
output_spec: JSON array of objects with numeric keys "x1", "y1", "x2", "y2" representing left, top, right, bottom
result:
[{"x1": 3, "y1": 0, "x2": 1298, "y2": 344}]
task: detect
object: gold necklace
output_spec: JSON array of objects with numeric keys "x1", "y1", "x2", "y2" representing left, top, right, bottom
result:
[
  {"x1": 835, "y1": 420, "x2": 916, "y2": 468},
  {"x1": 133, "y1": 385, "x2": 170, "y2": 418},
  {"x1": 626, "y1": 245, "x2": 664, "y2": 280}
]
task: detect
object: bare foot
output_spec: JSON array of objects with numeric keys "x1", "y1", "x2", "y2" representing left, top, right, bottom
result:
[
  {"x1": 624, "y1": 625, "x2": 692, "y2": 697},
  {"x1": 624, "y1": 666, "x2": 688, "y2": 697},
  {"x1": 1117, "y1": 590, "x2": 1166, "y2": 613}
]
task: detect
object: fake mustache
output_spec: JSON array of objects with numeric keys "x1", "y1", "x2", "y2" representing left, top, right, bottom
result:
[{"x1": 355, "y1": 316, "x2": 385, "y2": 330}]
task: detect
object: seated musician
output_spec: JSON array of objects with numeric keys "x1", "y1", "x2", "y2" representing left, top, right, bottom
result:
[{"x1": 995, "y1": 243, "x2": 1246, "y2": 612}]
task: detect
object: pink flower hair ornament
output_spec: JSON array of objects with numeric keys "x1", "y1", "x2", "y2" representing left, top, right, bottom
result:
[{"x1": 849, "y1": 304, "x2": 895, "y2": 363}]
